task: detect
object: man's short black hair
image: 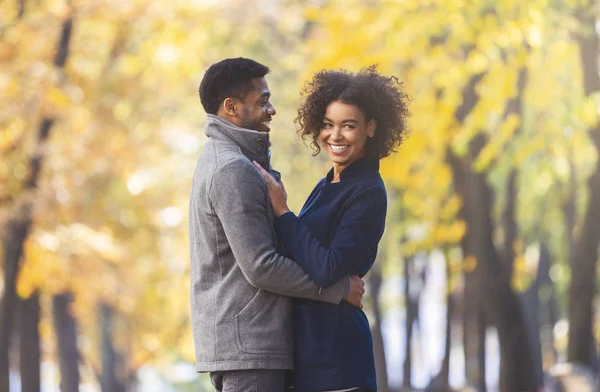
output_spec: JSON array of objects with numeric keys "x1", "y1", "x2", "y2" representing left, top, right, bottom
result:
[{"x1": 199, "y1": 58, "x2": 270, "y2": 114}]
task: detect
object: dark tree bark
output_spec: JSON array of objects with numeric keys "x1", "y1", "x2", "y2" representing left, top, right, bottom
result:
[
  {"x1": 369, "y1": 268, "x2": 389, "y2": 392},
  {"x1": 100, "y1": 303, "x2": 125, "y2": 392},
  {"x1": 0, "y1": 14, "x2": 74, "y2": 391},
  {"x1": 403, "y1": 256, "x2": 414, "y2": 389},
  {"x1": 440, "y1": 251, "x2": 453, "y2": 391},
  {"x1": 443, "y1": 71, "x2": 487, "y2": 392},
  {"x1": 53, "y1": 292, "x2": 80, "y2": 392},
  {"x1": 567, "y1": 8, "x2": 600, "y2": 369},
  {"x1": 536, "y1": 243, "x2": 559, "y2": 367},
  {"x1": 520, "y1": 261, "x2": 544, "y2": 389},
  {"x1": 19, "y1": 292, "x2": 41, "y2": 392},
  {"x1": 0, "y1": 202, "x2": 33, "y2": 391},
  {"x1": 447, "y1": 63, "x2": 538, "y2": 392},
  {"x1": 18, "y1": 0, "x2": 26, "y2": 18},
  {"x1": 462, "y1": 258, "x2": 486, "y2": 392},
  {"x1": 450, "y1": 146, "x2": 537, "y2": 392}
]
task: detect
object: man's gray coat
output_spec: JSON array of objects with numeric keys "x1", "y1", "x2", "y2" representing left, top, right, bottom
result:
[{"x1": 189, "y1": 115, "x2": 349, "y2": 372}]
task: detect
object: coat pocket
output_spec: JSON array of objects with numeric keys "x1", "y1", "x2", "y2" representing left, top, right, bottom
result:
[{"x1": 234, "y1": 289, "x2": 293, "y2": 355}]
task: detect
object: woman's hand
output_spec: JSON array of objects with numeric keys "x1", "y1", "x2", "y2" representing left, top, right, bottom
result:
[{"x1": 253, "y1": 161, "x2": 291, "y2": 217}]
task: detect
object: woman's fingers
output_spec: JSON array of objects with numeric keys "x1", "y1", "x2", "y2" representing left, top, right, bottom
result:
[
  {"x1": 252, "y1": 161, "x2": 271, "y2": 181},
  {"x1": 253, "y1": 161, "x2": 281, "y2": 194},
  {"x1": 253, "y1": 161, "x2": 278, "y2": 186}
]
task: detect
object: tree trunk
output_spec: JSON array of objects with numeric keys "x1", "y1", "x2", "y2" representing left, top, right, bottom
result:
[
  {"x1": 449, "y1": 142, "x2": 538, "y2": 392},
  {"x1": 462, "y1": 265, "x2": 486, "y2": 392},
  {"x1": 53, "y1": 292, "x2": 80, "y2": 392},
  {"x1": 20, "y1": 292, "x2": 41, "y2": 392},
  {"x1": 0, "y1": 203, "x2": 33, "y2": 391},
  {"x1": 440, "y1": 252, "x2": 453, "y2": 391},
  {"x1": 0, "y1": 14, "x2": 74, "y2": 391},
  {"x1": 521, "y1": 262, "x2": 544, "y2": 389},
  {"x1": 448, "y1": 65, "x2": 538, "y2": 391},
  {"x1": 567, "y1": 8, "x2": 600, "y2": 369},
  {"x1": 369, "y1": 267, "x2": 389, "y2": 392},
  {"x1": 403, "y1": 256, "x2": 413, "y2": 389},
  {"x1": 536, "y1": 243, "x2": 558, "y2": 367},
  {"x1": 101, "y1": 303, "x2": 125, "y2": 392}
]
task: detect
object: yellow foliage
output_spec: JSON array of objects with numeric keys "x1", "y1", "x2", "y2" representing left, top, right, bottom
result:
[
  {"x1": 464, "y1": 255, "x2": 478, "y2": 273},
  {"x1": 45, "y1": 86, "x2": 71, "y2": 110},
  {"x1": 432, "y1": 220, "x2": 467, "y2": 244},
  {"x1": 3, "y1": 0, "x2": 600, "y2": 377}
]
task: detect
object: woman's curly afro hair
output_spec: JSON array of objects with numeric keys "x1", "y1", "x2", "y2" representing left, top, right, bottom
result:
[{"x1": 296, "y1": 65, "x2": 410, "y2": 159}]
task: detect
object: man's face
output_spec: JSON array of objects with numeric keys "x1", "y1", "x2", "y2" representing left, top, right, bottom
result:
[{"x1": 235, "y1": 77, "x2": 276, "y2": 133}]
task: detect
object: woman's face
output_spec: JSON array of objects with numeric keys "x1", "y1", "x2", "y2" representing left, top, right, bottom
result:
[{"x1": 319, "y1": 100, "x2": 375, "y2": 172}]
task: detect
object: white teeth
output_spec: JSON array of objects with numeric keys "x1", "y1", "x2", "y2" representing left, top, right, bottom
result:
[
  {"x1": 330, "y1": 144, "x2": 348, "y2": 151},
  {"x1": 262, "y1": 121, "x2": 271, "y2": 127}
]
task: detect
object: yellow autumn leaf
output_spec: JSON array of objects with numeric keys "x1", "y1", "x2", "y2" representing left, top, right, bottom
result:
[{"x1": 45, "y1": 86, "x2": 71, "y2": 109}]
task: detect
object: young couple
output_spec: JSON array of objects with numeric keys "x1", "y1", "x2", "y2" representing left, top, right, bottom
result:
[{"x1": 189, "y1": 58, "x2": 409, "y2": 392}]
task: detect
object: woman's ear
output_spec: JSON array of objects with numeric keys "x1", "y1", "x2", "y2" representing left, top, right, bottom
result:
[
  {"x1": 222, "y1": 98, "x2": 236, "y2": 116},
  {"x1": 367, "y1": 119, "x2": 377, "y2": 138}
]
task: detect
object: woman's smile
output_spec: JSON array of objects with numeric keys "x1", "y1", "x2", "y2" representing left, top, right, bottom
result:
[
  {"x1": 328, "y1": 143, "x2": 350, "y2": 154},
  {"x1": 320, "y1": 101, "x2": 375, "y2": 181}
]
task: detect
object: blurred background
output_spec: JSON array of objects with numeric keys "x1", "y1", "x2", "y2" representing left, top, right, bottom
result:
[{"x1": 1, "y1": 0, "x2": 600, "y2": 391}]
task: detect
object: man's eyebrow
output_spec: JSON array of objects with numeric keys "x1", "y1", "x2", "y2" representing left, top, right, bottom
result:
[{"x1": 260, "y1": 91, "x2": 271, "y2": 98}]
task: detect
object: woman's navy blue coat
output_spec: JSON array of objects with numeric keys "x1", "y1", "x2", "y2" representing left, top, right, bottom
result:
[{"x1": 276, "y1": 155, "x2": 387, "y2": 392}]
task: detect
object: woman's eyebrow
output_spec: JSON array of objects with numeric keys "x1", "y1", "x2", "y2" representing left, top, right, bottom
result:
[{"x1": 322, "y1": 117, "x2": 358, "y2": 124}]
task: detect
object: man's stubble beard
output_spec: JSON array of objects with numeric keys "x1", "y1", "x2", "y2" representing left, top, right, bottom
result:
[{"x1": 239, "y1": 107, "x2": 260, "y2": 131}]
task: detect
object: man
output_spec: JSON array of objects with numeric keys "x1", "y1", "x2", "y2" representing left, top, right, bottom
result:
[{"x1": 189, "y1": 57, "x2": 365, "y2": 392}]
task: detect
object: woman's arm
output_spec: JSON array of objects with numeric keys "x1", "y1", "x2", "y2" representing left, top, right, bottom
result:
[
  {"x1": 276, "y1": 185, "x2": 387, "y2": 288},
  {"x1": 253, "y1": 160, "x2": 386, "y2": 288}
]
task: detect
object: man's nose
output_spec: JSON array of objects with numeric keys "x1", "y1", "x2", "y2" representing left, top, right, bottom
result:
[{"x1": 267, "y1": 103, "x2": 276, "y2": 116}]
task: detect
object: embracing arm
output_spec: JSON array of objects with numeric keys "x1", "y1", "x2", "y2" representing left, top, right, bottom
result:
[
  {"x1": 276, "y1": 185, "x2": 387, "y2": 288},
  {"x1": 211, "y1": 159, "x2": 348, "y2": 304}
]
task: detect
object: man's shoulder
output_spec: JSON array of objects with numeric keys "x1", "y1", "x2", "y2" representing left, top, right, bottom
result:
[
  {"x1": 215, "y1": 154, "x2": 256, "y2": 176},
  {"x1": 211, "y1": 154, "x2": 263, "y2": 195}
]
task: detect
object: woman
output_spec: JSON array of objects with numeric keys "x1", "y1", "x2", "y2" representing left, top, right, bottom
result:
[{"x1": 254, "y1": 66, "x2": 410, "y2": 392}]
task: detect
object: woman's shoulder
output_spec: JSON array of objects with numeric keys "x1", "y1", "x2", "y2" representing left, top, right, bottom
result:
[
  {"x1": 351, "y1": 172, "x2": 386, "y2": 194},
  {"x1": 339, "y1": 175, "x2": 387, "y2": 212}
]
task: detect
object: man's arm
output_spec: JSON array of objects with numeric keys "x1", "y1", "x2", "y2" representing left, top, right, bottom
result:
[{"x1": 211, "y1": 158, "x2": 349, "y2": 304}]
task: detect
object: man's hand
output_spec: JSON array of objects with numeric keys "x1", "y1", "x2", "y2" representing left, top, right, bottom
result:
[{"x1": 344, "y1": 275, "x2": 365, "y2": 309}]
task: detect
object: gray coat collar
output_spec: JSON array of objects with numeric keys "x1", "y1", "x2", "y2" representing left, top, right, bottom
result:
[{"x1": 204, "y1": 114, "x2": 270, "y2": 169}]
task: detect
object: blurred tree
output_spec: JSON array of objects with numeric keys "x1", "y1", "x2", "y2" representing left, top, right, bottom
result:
[
  {"x1": 52, "y1": 292, "x2": 80, "y2": 392},
  {"x1": 0, "y1": 4, "x2": 74, "y2": 390},
  {"x1": 403, "y1": 254, "x2": 414, "y2": 389},
  {"x1": 297, "y1": 1, "x2": 582, "y2": 390},
  {"x1": 2, "y1": 1, "x2": 326, "y2": 390},
  {"x1": 2, "y1": 0, "x2": 599, "y2": 390},
  {"x1": 20, "y1": 292, "x2": 41, "y2": 392},
  {"x1": 567, "y1": 2, "x2": 600, "y2": 371},
  {"x1": 369, "y1": 263, "x2": 389, "y2": 392}
]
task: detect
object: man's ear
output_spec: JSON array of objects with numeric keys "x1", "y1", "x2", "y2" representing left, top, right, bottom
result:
[
  {"x1": 222, "y1": 98, "x2": 237, "y2": 116},
  {"x1": 367, "y1": 119, "x2": 377, "y2": 138}
]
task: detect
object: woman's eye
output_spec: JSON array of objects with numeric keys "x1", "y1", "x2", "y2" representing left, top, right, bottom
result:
[{"x1": 323, "y1": 123, "x2": 332, "y2": 128}]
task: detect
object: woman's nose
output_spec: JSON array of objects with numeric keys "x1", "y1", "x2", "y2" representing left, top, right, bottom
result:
[{"x1": 330, "y1": 127, "x2": 343, "y2": 141}]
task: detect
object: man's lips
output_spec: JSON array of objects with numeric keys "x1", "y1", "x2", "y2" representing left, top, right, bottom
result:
[{"x1": 261, "y1": 119, "x2": 272, "y2": 129}]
